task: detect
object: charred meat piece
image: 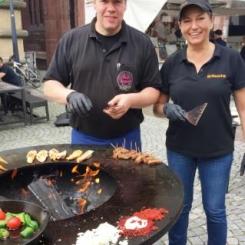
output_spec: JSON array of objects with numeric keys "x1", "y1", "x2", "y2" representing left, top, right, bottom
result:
[
  {"x1": 112, "y1": 147, "x2": 161, "y2": 165},
  {"x1": 66, "y1": 150, "x2": 83, "y2": 161},
  {"x1": 55, "y1": 150, "x2": 67, "y2": 160},
  {"x1": 48, "y1": 148, "x2": 59, "y2": 161},
  {"x1": 36, "y1": 150, "x2": 48, "y2": 163},
  {"x1": 76, "y1": 150, "x2": 94, "y2": 163},
  {"x1": 26, "y1": 150, "x2": 38, "y2": 164}
]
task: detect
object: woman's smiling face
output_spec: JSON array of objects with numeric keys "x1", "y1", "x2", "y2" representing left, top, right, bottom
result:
[{"x1": 179, "y1": 6, "x2": 213, "y2": 46}]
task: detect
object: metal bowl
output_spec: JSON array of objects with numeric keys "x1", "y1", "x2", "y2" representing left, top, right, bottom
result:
[{"x1": 0, "y1": 200, "x2": 49, "y2": 245}]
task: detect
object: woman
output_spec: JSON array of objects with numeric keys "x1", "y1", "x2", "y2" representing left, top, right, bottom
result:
[{"x1": 153, "y1": 1, "x2": 245, "y2": 245}]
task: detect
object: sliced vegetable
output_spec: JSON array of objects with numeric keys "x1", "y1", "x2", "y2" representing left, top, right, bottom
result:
[
  {"x1": 0, "y1": 210, "x2": 39, "y2": 240},
  {"x1": 8, "y1": 212, "x2": 25, "y2": 224},
  {"x1": 0, "y1": 228, "x2": 9, "y2": 240},
  {"x1": 23, "y1": 213, "x2": 32, "y2": 225},
  {"x1": 24, "y1": 213, "x2": 39, "y2": 231},
  {"x1": 6, "y1": 216, "x2": 22, "y2": 230},
  {"x1": 0, "y1": 209, "x2": 6, "y2": 220},
  {"x1": 20, "y1": 226, "x2": 34, "y2": 238},
  {"x1": 0, "y1": 220, "x2": 6, "y2": 228},
  {"x1": 29, "y1": 220, "x2": 38, "y2": 231},
  {"x1": 5, "y1": 212, "x2": 13, "y2": 221}
]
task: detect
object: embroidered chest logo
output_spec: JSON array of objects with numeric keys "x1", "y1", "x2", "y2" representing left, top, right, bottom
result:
[
  {"x1": 117, "y1": 71, "x2": 133, "y2": 91},
  {"x1": 207, "y1": 74, "x2": 227, "y2": 79}
]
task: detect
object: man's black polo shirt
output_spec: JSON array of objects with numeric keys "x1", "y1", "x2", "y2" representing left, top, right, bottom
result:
[
  {"x1": 161, "y1": 44, "x2": 245, "y2": 158},
  {"x1": 44, "y1": 20, "x2": 161, "y2": 138}
]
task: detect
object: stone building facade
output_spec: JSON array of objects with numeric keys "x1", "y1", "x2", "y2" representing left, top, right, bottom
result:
[
  {"x1": 21, "y1": 0, "x2": 85, "y2": 68},
  {"x1": 0, "y1": 0, "x2": 27, "y2": 61}
]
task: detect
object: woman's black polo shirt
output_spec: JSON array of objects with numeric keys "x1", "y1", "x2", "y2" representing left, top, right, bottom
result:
[
  {"x1": 44, "y1": 21, "x2": 161, "y2": 139},
  {"x1": 161, "y1": 44, "x2": 245, "y2": 158}
]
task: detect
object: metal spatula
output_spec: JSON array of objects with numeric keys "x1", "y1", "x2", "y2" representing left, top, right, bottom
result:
[
  {"x1": 184, "y1": 103, "x2": 208, "y2": 126},
  {"x1": 28, "y1": 178, "x2": 74, "y2": 221}
]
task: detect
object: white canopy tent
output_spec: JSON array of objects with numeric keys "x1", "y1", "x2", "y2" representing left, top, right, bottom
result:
[
  {"x1": 84, "y1": 0, "x2": 167, "y2": 32},
  {"x1": 124, "y1": 0, "x2": 167, "y2": 32}
]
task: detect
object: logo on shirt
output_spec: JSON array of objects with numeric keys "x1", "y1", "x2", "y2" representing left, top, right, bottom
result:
[
  {"x1": 117, "y1": 71, "x2": 133, "y2": 91},
  {"x1": 207, "y1": 74, "x2": 227, "y2": 79}
]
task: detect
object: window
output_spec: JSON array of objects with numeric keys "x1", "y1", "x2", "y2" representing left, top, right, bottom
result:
[{"x1": 28, "y1": 0, "x2": 44, "y2": 26}]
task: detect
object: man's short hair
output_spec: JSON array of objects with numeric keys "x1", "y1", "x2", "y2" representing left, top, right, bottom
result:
[
  {"x1": 214, "y1": 29, "x2": 223, "y2": 36},
  {"x1": 0, "y1": 57, "x2": 3, "y2": 63}
]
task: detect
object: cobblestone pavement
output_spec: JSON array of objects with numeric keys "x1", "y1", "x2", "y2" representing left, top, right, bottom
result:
[{"x1": 0, "y1": 101, "x2": 244, "y2": 245}]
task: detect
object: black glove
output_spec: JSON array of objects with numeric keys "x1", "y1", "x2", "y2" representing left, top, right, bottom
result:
[
  {"x1": 66, "y1": 91, "x2": 93, "y2": 117},
  {"x1": 164, "y1": 103, "x2": 186, "y2": 121}
]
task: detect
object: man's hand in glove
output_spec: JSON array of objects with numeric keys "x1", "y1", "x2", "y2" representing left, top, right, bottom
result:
[
  {"x1": 66, "y1": 91, "x2": 93, "y2": 117},
  {"x1": 164, "y1": 103, "x2": 186, "y2": 121}
]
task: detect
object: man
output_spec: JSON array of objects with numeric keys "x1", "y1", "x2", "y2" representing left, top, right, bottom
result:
[
  {"x1": 43, "y1": 0, "x2": 161, "y2": 149},
  {"x1": 0, "y1": 57, "x2": 23, "y2": 114},
  {"x1": 214, "y1": 29, "x2": 227, "y2": 47}
]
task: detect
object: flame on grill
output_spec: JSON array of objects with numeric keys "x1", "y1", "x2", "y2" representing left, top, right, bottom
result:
[
  {"x1": 72, "y1": 165, "x2": 79, "y2": 174},
  {"x1": 12, "y1": 160, "x2": 102, "y2": 217},
  {"x1": 78, "y1": 180, "x2": 91, "y2": 193},
  {"x1": 11, "y1": 169, "x2": 18, "y2": 179},
  {"x1": 75, "y1": 162, "x2": 101, "y2": 212},
  {"x1": 78, "y1": 198, "x2": 87, "y2": 213}
]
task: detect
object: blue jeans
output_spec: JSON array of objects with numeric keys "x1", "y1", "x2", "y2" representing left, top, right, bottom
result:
[
  {"x1": 71, "y1": 127, "x2": 141, "y2": 150},
  {"x1": 167, "y1": 150, "x2": 233, "y2": 245}
]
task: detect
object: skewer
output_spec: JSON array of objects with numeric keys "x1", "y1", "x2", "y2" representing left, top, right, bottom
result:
[
  {"x1": 123, "y1": 138, "x2": 126, "y2": 148},
  {"x1": 135, "y1": 142, "x2": 138, "y2": 152},
  {"x1": 110, "y1": 143, "x2": 117, "y2": 149}
]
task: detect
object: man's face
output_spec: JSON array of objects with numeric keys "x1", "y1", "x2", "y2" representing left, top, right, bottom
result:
[{"x1": 94, "y1": 0, "x2": 126, "y2": 36}]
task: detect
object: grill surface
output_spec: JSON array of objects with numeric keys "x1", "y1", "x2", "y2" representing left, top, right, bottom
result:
[{"x1": 0, "y1": 144, "x2": 184, "y2": 245}]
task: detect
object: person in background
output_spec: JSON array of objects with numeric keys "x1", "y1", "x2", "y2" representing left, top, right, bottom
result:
[
  {"x1": 0, "y1": 57, "x2": 23, "y2": 114},
  {"x1": 209, "y1": 29, "x2": 215, "y2": 42},
  {"x1": 214, "y1": 29, "x2": 227, "y2": 46},
  {"x1": 152, "y1": 14, "x2": 169, "y2": 60},
  {"x1": 43, "y1": 0, "x2": 160, "y2": 150},
  {"x1": 240, "y1": 36, "x2": 245, "y2": 61},
  {"x1": 153, "y1": 0, "x2": 245, "y2": 245},
  {"x1": 0, "y1": 57, "x2": 22, "y2": 87}
]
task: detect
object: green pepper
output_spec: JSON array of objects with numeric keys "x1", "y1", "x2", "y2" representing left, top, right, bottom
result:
[
  {"x1": 24, "y1": 213, "x2": 39, "y2": 231},
  {"x1": 0, "y1": 220, "x2": 6, "y2": 228},
  {"x1": 5, "y1": 212, "x2": 13, "y2": 221},
  {"x1": 0, "y1": 228, "x2": 9, "y2": 240},
  {"x1": 20, "y1": 226, "x2": 34, "y2": 238},
  {"x1": 29, "y1": 220, "x2": 38, "y2": 231}
]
